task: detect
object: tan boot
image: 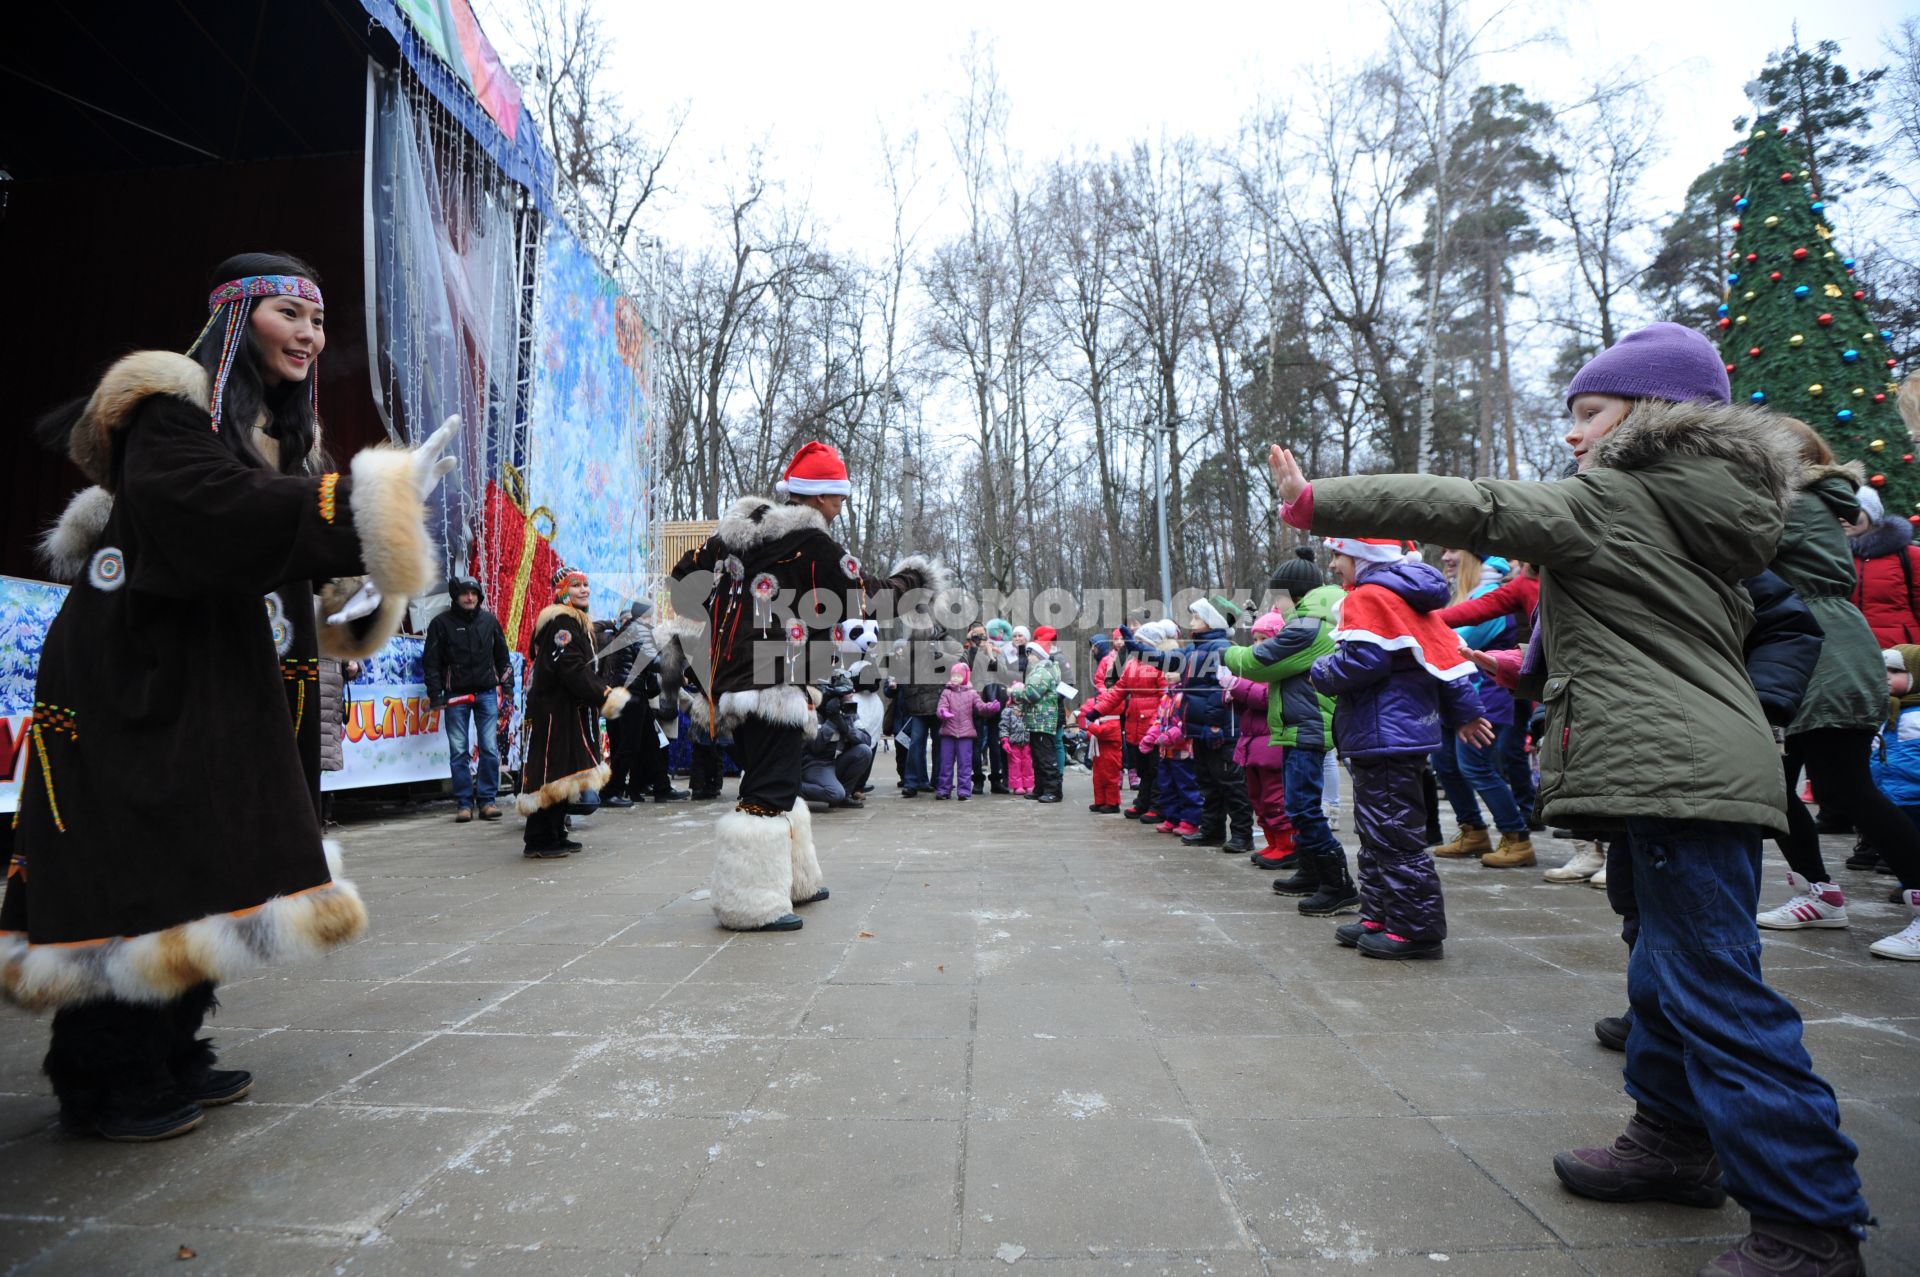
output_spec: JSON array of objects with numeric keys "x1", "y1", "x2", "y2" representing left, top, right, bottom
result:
[
  {"x1": 1482, "y1": 832, "x2": 1536, "y2": 868},
  {"x1": 1432, "y1": 825, "x2": 1491, "y2": 858}
]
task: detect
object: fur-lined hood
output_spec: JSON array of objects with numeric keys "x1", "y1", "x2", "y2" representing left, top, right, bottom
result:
[
  {"x1": 1851, "y1": 512, "x2": 1914, "y2": 561},
  {"x1": 716, "y1": 495, "x2": 830, "y2": 551},
  {"x1": 67, "y1": 351, "x2": 210, "y2": 488},
  {"x1": 1586, "y1": 398, "x2": 1802, "y2": 514}
]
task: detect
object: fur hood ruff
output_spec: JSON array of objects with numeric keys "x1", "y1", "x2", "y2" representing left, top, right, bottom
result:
[
  {"x1": 716, "y1": 496, "x2": 830, "y2": 551},
  {"x1": 1586, "y1": 398, "x2": 1802, "y2": 513}
]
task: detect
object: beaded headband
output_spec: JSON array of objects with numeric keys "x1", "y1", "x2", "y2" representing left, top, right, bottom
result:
[
  {"x1": 553, "y1": 567, "x2": 588, "y2": 601},
  {"x1": 185, "y1": 274, "x2": 325, "y2": 432}
]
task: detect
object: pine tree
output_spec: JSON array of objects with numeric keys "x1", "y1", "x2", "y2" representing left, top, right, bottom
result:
[{"x1": 1714, "y1": 116, "x2": 1908, "y2": 517}]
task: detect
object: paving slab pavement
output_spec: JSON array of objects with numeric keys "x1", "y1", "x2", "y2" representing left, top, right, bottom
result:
[{"x1": 1, "y1": 768, "x2": 1916, "y2": 1276}]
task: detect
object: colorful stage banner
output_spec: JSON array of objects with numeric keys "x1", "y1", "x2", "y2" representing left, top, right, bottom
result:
[{"x1": 522, "y1": 225, "x2": 657, "y2": 622}]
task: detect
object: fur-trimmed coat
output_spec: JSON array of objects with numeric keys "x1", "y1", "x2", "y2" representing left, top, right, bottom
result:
[
  {"x1": 2, "y1": 351, "x2": 433, "y2": 1011},
  {"x1": 516, "y1": 604, "x2": 630, "y2": 813},
  {"x1": 1302, "y1": 398, "x2": 1799, "y2": 832},
  {"x1": 1772, "y1": 465, "x2": 1885, "y2": 735},
  {"x1": 666, "y1": 496, "x2": 951, "y2": 732}
]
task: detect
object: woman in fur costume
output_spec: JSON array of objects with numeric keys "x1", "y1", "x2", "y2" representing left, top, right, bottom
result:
[
  {"x1": 666, "y1": 441, "x2": 950, "y2": 931},
  {"x1": 518, "y1": 568, "x2": 631, "y2": 856},
  {"x1": 4, "y1": 252, "x2": 456, "y2": 1141}
]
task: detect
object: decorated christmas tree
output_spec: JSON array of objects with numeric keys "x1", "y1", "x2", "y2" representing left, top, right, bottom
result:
[{"x1": 1714, "y1": 115, "x2": 1908, "y2": 515}]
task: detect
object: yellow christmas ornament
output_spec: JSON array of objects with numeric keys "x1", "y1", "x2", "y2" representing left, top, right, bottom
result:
[
  {"x1": 1823, "y1": 250, "x2": 1836, "y2": 259},
  {"x1": 1789, "y1": 334, "x2": 1805, "y2": 347},
  {"x1": 1825, "y1": 283, "x2": 1845, "y2": 298},
  {"x1": 1754, "y1": 128, "x2": 1770, "y2": 139},
  {"x1": 1855, "y1": 388, "x2": 1868, "y2": 398},
  {"x1": 1736, "y1": 315, "x2": 1748, "y2": 325},
  {"x1": 1816, "y1": 225, "x2": 1833, "y2": 240},
  {"x1": 1764, "y1": 215, "x2": 1780, "y2": 228},
  {"x1": 1871, "y1": 439, "x2": 1886, "y2": 451},
  {"x1": 1810, "y1": 384, "x2": 1825, "y2": 396},
  {"x1": 1743, "y1": 291, "x2": 1756, "y2": 302},
  {"x1": 1799, "y1": 169, "x2": 1810, "y2": 179}
]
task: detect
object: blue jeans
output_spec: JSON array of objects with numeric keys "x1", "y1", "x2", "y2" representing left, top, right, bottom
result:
[
  {"x1": 1430, "y1": 742, "x2": 1482, "y2": 828},
  {"x1": 1455, "y1": 724, "x2": 1527, "y2": 834},
  {"x1": 1283, "y1": 747, "x2": 1340, "y2": 856},
  {"x1": 901, "y1": 713, "x2": 933, "y2": 793},
  {"x1": 1502, "y1": 701, "x2": 1535, "y2": 813},
  {"x1": 443, "y1": 688, "x2": 499, "y2": 807},
  {"x1": 1621, "y1": 817, "x2": 1868, "y2": 1230}
]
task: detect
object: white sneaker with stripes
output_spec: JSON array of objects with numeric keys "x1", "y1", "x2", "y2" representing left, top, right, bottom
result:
[
  {"x1": 1870, "y1": 890, "x2": 1920, "y2": 961},
  {"x1": 1756, "y1": 871, "x2": 1849, "y2": 931}
]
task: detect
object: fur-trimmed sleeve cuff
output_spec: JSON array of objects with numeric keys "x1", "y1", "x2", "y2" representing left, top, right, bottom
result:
[
  {"x1": 887, "y1": 553, "x2": 958, "y2": 613},
  {"x1": 602, "y1": 686, "x2": 632, "y2": 720},
  {"x1": 319, "y1": 448, "x2": 436, "y2": 659}
]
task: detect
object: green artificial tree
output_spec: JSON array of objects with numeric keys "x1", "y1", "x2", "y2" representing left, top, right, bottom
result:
[{"x1": 1715, "y1": 116, "x2": 1909, "y2": 516}]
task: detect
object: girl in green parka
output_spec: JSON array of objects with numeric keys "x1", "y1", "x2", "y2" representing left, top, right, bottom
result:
[
  {"x1": 1223, "y1": 582, "x2": 1344, "y2": 879},
  {"x1": 1269, "y1": 322, "x2": 1869, "y2": 1275}
]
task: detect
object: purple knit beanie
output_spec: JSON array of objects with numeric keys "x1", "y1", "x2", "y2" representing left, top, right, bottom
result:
[{"x1": 1564, "y1": 322, "x2": 1731, "y2": 406}]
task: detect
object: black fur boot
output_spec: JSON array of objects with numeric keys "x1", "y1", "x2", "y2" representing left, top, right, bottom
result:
[
  {"x1": 46, "y1": 998, "x2": 202, "y2": 1142},
  {"x1": 168, "y1": 983, "x2": 251, "y2": 1107}
]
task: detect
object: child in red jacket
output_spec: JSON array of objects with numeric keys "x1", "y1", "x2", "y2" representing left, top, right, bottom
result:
[{"x1": 1079, "y1": 708, "x2": 1126, "y2": 812}]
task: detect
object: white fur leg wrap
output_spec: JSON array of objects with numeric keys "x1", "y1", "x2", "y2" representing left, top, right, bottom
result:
[
  {"x1": 711, "y1": 809, "x2": 796, "y2": 930},
  {"x1": 787, "y1": 797, "x2": 823, "y2": 903}
]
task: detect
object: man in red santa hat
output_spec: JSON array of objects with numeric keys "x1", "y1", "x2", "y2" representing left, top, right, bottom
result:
[{"x1": 666, "y1": 442, "x2": 952, "y2": 930}]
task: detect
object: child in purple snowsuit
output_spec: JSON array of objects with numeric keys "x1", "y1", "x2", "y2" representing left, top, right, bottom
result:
[
  {"x1": 935, "y1": 662, "x2": 1001, "y2": 800},
  {"x1": 1309, "y1": 538, "x2": 1488, "y2": 959}
]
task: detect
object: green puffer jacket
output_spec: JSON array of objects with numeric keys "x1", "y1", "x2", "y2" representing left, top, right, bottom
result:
[
  {"x1": 1772, "y1": 467, "x2": 1885, "y2": 736},
  {"x1": 1014, "y1": 652, "x2": 1061, "y2": 734},
  {"x1": 1222, "y1": 584, "x2": 1342, "y2": 749},
  {"x1": 1306, "y1": 399, "x2": 1799, "y2": 833}
]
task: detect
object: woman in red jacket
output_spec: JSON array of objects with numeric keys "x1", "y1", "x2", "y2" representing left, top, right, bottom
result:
[{"x1": 1847, "y1": 486, "x2": 1920, "y2": 646}]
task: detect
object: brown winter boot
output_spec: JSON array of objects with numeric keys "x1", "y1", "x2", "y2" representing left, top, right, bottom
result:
[
  {"x1": 1481, "y1": 832, "x2": 1536, "y2": 868},
  {"x1": 1431, "y1": 824, "x2": 1491, "y2": 858}
]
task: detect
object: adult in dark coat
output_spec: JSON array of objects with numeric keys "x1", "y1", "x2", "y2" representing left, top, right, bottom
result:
[
  {"x1": 666, "y1": 441, "x2": 949, "y2": 931},
  {"x1": 423, "y1": 577, "x2": 510, "y2": 821},
  {"x1": 597, "y1": 600, "x2": 687, "y2": 805},
  {"x1": 517, "y1": 569, "x2": 631, "y2": 856},
  {"x1": 3, "y1": 253, "x2": 453, "y2": 1141}
]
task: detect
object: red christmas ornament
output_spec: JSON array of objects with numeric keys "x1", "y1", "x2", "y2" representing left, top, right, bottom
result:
[
  {"x1": 1791, "y1": 247, "x2": 1809, "y2": 261},
  {"x1": 1717, "y1": 317, "x2": 1732, "y2": 330},
  {"x1": 1818, "y1": 313, "x2": 1835, "y2": 326},
  {"x1": 1749, "y1": 346, "x2": 1763, "y2": 358},
  {"x1": 1853, "y1": 290, "x2": 1866, "y2": 300},
  {"x1": 1746, "y1": 252, "x2": 1758, "y2": 263},
  {"x1": 1724, "y1": 363, "x2": 1736, "y2": 374},
  {"x1": 1739, "y1": 147, "x2": 1749, "y2": 156},
  {"x1": 1732, "y1": 219, "x2": 1743, "y2": 230},
  {"x1": 1732, "y1": 192, "x2": 1745, "y2": 206},
  {"x1": 1779, "y1": 171, "x2": 1794, "y2": 183},
  {"x1": 1901, "y1": 450, "x2": 1911, "y2": 460},
  {"x1": 1769, "y1": 271, "x2": 1782, "y2": 282},
  {"x1": 1910, "y1": 515, "x2": 1920, "y2": 526},
  {"x1": 1871, "y1": 474, "x2": 1887, "y2": 488}
]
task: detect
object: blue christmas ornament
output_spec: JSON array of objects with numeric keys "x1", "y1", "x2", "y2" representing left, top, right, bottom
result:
[
  {"x1": 1883, "y1": 329, "x2": 1896, "y2": 341},
  {"x1": 1811, "y1": 201, "x2": 1825, "y2": 213},
  {"x1": 1794, "y1": 285, "x2": 1810, "y2": 298},
  {"x1": 1843, "y1": 257, "x2": 1855, "y2": 268},
  {"x1": 1729, "y1": 273, "x2": 1741, "y2": 286},
  {"x1": 1836, "y1": 409, "x2": 1854, "y2": 423},
  {"x1": 1750, "y1": 391, "x2": 1767, "y2": 404},
  {"x1": 1735, "y1": 197, "x2": 1749, "y2": 210},
  {"x1": 1717, "y1": 304, "x2": 1730, "y2": 317},
  {"x1": 1843, "y1": 349, "x2": 1860, "y2": 363}
]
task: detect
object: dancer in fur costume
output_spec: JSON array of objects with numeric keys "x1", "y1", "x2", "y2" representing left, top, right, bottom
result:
[
  {"x1": 666, "y1": 441, "x2": 951, "y2": 931},
  {"x1": 4, "y1": 252, "x2": 456, "y2": 1141},
  {"x1": 518, "y1": 568, "x2": 632, "y2": 856}
]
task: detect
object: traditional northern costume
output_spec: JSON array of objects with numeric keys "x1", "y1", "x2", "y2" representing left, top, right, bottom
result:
[
  {"x1": 517, "y1": 568, "x2": 631, "y2": 855},
  {"x1": 2, "y1": 268, "x2": 452, "y2": 1139},
  {"x1": 667, "y1": 442, "x2": 950, "y2": 930}
]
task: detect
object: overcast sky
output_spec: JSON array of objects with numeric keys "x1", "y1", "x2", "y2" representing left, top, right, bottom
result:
[{"x1": 515, "y1": 0, "x2": 1915, "y2": 256}]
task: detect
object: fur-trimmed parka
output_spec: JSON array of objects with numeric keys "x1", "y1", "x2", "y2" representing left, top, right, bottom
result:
[
  {"x1": 1303, "y1": 397, "x2": 1801, "y2": 832},
  {"x1": 666, "y1": 496, "x2": 953, "y2": 733},
  {"x1": 1772, "y1": 462, "x2": 1885, "y2": 735},
  {"x1": 516, "y1": 603, "x2": 630, "y2": 813},
  {"x1": 3, "y1": 351, "x2": 435, "y2": 1010}
]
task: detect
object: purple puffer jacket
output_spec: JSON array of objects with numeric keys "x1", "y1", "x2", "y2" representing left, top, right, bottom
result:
[
  {"x1": 937, "y1": 684, "x2": 1002, "y2": 738},
  {"x1": 1310, "y1": 560, "x2": 1484, "y2": 759},
  {"x1": 1224, "y1": 679, "x2": 1286, "y2": 770}
]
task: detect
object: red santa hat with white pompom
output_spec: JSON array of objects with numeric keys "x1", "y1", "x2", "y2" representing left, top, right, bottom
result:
[{"x1": 775, "y1": 441, "x2": 853, "y2": 497}]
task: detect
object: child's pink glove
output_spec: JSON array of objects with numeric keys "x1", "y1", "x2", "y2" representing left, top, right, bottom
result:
[{"x1": 938, "y1": 706, "x2": 954, "y2": 720}]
